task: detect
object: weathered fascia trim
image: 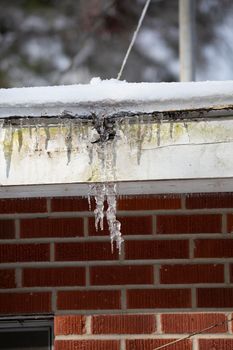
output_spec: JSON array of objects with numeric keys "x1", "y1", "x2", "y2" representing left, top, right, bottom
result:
[
  {"x1": 1, "y1": 178, "x2": 233, "y2": 198},
  {"x1": 0, "y1": 80, "x2": 233, "y2": 198}
]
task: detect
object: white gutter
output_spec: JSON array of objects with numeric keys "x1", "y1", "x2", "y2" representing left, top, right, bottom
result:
[
  {"x1": 0, "y1": 80, "x2": 233, "y2": 198},
  {"x1": 0, "y1": 79, "x2": 233, "y2": 118}
]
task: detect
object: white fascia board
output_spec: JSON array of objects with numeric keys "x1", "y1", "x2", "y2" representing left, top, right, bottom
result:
[{"x1": 1, "y1": 178, "x2": 233, "y2": 198}]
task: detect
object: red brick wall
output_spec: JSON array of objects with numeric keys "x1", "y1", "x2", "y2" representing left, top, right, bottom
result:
[{"x1": 0, "y1": 193, "x2": 233, "y2": 349}]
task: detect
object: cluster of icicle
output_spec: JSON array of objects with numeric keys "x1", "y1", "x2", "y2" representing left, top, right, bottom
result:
[{"x1": 88, "y1": 183, "x2": 123, "y2": 254}]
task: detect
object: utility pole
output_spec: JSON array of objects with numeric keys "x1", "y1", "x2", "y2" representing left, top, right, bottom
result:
[{"x1": 179, "y1": 0, "x2": 196, "y2": 81}]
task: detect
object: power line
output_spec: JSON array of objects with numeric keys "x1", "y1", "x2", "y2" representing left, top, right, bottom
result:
[
  {"x1": 117, "y1": 0, "x2": 152, "y2": 80},
  {"x1": 153, "y1": 315, "x2": 233, "y2": 350}
]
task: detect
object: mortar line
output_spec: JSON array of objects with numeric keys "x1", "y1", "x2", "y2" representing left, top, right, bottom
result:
[
  {"x1": 224, "y1": 263, "x2": 230, "y2": 284},
  {"x1": 154, "y1": 264, "x2": 159, "y2": 286},
  {"x1": 1, "y1": 232, "x2": 232, "y2": 244},
  {"x1": 156, "y1": 313, "x2": 162, "y2": 334},
  {"x1": 227, "y1": 312, "x2": 233, "y2": 334},
  {"x1": 120, "y1": 339, "x2": 126, "y2": 350},
  {"x1": 83, "y1": 216, "x2": 89, "y2": 237},
  {"x1": 50, "y1": 242, "x2": 55, "y2": 262},
  {"x1": 0, "y1": 284, "x2": 229, "y2": 293},
  {"x1": 152, "y1": 215, "x2": 157, "y2": 235},
  {"x1": 121, "y1": 289, "x2": 127, "y2": 310},
  {"x1": 15, "y1": 268, "x2": 22, "y2": 288},
  {"x1": 47, "y1": 198, "x2": 51, "y2": 213},
  {"x1": 86, "y1": 266, "x2": 90, "y2": 287},
  {"x1": 191, "y1": 287, "x2": 196, "y2": 309},
  {"x1": 188, "y1": 238, "x2": 194, "y2": 259},
  {"x1": 15, "y1": 219, "x2": 20, "y2": 239},
  {"x1": 181, "y1": 194, "x2": 186, "y2": 209},
  {"x1": 52, "y1": 289, "x2": 57, "y2": 313},
  {"x1": 54, "y1": 333, "x2": 233, "y2": 340},
  {"x1": 53, "y1": 308, "x2": 233, "y2": 315},
  {"x1": 192, "y1": 337, "x2": 198, "y2": 350},
  {"x1": 222, "y1": 213, "x2": 227, "y2": 234},
  {"x1": 1, "y1": 207, "x2": 233, "y2": 219},
  {"x1": 119, "y1": 240, "x2": 125, "y2": 262},
  {"x1": 85, "y1": 315, "x2": 92, "y2": 335},
  {"x1": 3, "y1": 259, "x2": 233, "y2": 268}
]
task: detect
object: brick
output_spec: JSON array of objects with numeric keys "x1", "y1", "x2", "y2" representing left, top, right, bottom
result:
[
  {"x1": 127, "y1": 289, "x2": 191, "y2": 309},
  {"x1": 199, "y1": 339, "x2": 233, "y2": 350},
  {"x1": 90, "y1": 265, "x2": 153, "y2": 285},
  {"x1": 0, "y1": 292, "x2": 51, "y2": 314},
  {"x1": 194, "y1": 239, "x2": 233, "y2": 258},
  {"x1": 54, "y1": 316, "x2": 86, "y2": 336},
  {"x1": 126, "y1": 339, "x2": 191, "y2": 350},
  {"x1": 0, "y1": 243, "x2": 50, "y2": 263},
  {"x1": 20, "y1": 217, "x2": 83, "y2": 238},
  {"x1": 89, "y1": 216, "x2": 152, "y2": 236},
  {"x1": 0, "y1": 269, "x2": 15, "y2": 288},
  {"x1": 118, "y1": 195, "x2": 181, "y2": 210},
  {"x1": 162, "y1": 313, "x2": 227, "y2": 333},
  {"x1": 125, "y1": 240, "x2": 189, "y2": 260},
  {"x1": 160, "y1": 264, "x2": 224, "y2": 284},
  {"x1": 0, "y1": 220, "x2": 15, "y2": 239},
  {"x1": 55, "y1": 242, "x2": 118, "y2": 261},
  {"x1": 186, "y1": 193, "x2": 233, "y2": 209},
  {"x1": 157, "y1": 214, "x2": 221, "y2": 234},
  {"x1": 55, "y1": 340, "x2": 119, "y2": 350},
  {"x1": 197, "y1": 288, "x2": 233, "y2": 308},
  {"x1": 23, "y1": 267, "x2": 85, "y2": 287},
  {"x1": 92, "y1": 314, "x2": 156, "y2": 334},
  {"x1": 57, "y1": 290, "x2": 121, "y2": 310},
  {"x1": 51, "y1": 197, "x2": 90, "y2": 212},
  {"x1": 227, "y1": 214, "x2": 233, "y2": 233},
  {"x1": 0, "y1": 198, "x2": 46, "y2": 213}
]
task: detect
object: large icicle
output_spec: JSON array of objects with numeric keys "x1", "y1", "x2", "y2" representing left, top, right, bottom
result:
[
  {"x1": 88, "y1": 114, "x2": 123, "y2": 253},
  {"x1": 88, "y1": 182, "x2": 123, "y2": 253}
]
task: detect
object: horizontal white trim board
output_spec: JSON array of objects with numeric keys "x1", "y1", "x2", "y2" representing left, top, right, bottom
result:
[{"x1": 1, "y1": 177, "x2": 233, "y2": 198}]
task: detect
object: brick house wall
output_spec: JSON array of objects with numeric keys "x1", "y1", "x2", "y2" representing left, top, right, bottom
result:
[{"x1": 0, "y1": 193, "x2": 233, "y2": 349}]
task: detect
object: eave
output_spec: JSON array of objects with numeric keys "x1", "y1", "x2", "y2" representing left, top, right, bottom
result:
[{"x1": 0, "y1": 80, "x2": 233, "y2": 198}]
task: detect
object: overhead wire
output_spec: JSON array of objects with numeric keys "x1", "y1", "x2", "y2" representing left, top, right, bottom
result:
[
  {"x1": 153, "y1": 315, "x2": 233, "y2": 350},
  {"x1": 117, "y1": 0, "x2": 152, "y2": 80}
]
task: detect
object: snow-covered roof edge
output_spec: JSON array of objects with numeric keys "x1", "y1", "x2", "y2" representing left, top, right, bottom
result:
[{"x1": 0, "y1": 78, "x2": 233, "y2": 118}]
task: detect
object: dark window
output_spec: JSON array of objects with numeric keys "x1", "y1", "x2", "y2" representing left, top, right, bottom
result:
[{"x1": 0, "y1": 317, "x2": 53, "y2": 350}]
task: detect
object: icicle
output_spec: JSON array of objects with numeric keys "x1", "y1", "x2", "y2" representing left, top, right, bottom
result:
[
  {"x1": 169, "y1": 122, "x2": 174, "y2": 140},
  {"x1": 87, "y1": 184, "x2": 93, "y2": 211},
  {"x1": 137, "y1": 115, "x2": 144, "y2": 165},
  {"x1": 157, "y1": 121, "x2": 161, "y2": 146},
  {"x1": 65, "y1": 121, "x2": 72, "y2": 164},
  {"x1": 148, "y1": 116, "x2": 153, "y2": 143},
  {"x1": 29, "y1": 123, "x2": 32, "y2": 138},
  {"x1": 17, "y1": 119, "x2": 23, "y2": 152},
  {"x1": 106, "y1": 183, "x2": 123, "y2": 253},
  {"x1": 35, "y1": 124, "x2": 39, "y2": 151},
  {"x1": 88, "y1": 182, "x2": 124, "y2": 253},
  {"x1": 183, "y1": 122, "x2": 190, "y2": 142},
  {"x1": 44, "y1": 126, "x2": 50, "y2": 150},
  {"x1": 87, "y1": 114, "x2": 123, "y2": 253},
  {"x1": 94, "y1": 184, "x2": 105, "y2": 231},
  {"x1": 3, "y1": 122, "x2": 14, "y2": 177}
]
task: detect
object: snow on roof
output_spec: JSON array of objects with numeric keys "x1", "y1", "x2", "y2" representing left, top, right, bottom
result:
[{"x1": 0, "y1": 78, "x2": 233, "y2": 118}]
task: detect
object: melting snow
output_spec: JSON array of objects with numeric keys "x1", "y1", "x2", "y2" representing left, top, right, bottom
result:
[{"x1": 0, "y1": 79, "x2": 233, "y2": 113}]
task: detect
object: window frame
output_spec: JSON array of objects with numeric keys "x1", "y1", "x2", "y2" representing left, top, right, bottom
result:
[{"x1": 0, "y1": 315, "x2": 54, "y2": 350}]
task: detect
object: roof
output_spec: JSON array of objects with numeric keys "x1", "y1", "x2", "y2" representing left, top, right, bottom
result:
[{"x1": 0, "y1": 79, "x2": 233, "y2": 119}]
